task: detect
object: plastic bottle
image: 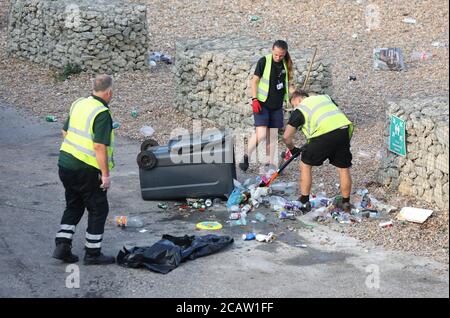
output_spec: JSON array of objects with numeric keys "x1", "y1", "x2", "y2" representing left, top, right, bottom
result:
[
  {"x1": 255, "y1": 212, "x2": 266, "y2": 222},
  {"x1": 270, "y1": 182, "x2": 297, "y2": 194},
  {"x1": 268, "y1": 196, "x2": 288, "y2": 209},
  {"x1": 410, "y1": 51, "x2": 433, "y2": 61},
  {"x1": 227, "y1": 205, "x2": 240, "y2": 213},
  {"x1": 229, "y1": 216, "x2": 247, "y2": 226},
  {"x1": 114, "y1": 216, "x2": 144, "y2": 228}
]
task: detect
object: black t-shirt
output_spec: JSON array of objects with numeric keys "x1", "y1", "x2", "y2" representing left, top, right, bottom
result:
[{"x1": 254, "y1": 56, "x2": 287, "y2": 110}]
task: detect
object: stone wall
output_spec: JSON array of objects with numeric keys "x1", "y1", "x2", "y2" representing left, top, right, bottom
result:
[
  {"x1": 6, "y1": 0, "x2": 149, "y2": 73},
  {"x1": 173, "y1": 37, "x2": 332, "y2": 129},
  {"x1": 377, "y1": 96, "x2": 449, "y2": 210},
  {"x1": 0, "y1": 0, "x2": 10, "y2": 30}
]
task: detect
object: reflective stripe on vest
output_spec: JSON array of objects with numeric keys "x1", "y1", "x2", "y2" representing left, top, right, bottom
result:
[
  {"x1": 60, "y1": 97, "x2": 115, "y2": 170},
  {"x1": 257, "y1": 54, "x2": 289, "y2": 102},
  {"x1": 295, "y1": 95, "x2": 353, "y2": 140}
]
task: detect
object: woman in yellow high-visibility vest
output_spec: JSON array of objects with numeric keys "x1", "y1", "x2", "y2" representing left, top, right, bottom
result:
[{"x1": 239, "y1": 40, "x2": 295, "y2": 172}]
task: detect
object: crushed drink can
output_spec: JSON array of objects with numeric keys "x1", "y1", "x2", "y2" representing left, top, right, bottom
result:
[
  {"x1": 229, "y1": 213, "x2": 241, "y2": 220},
  {"x1": 241, "y1": 204, "x2": 252, "y2": 214},
  {"x1": 242, "y1": 233, "x2": 256, "y2": 241}
]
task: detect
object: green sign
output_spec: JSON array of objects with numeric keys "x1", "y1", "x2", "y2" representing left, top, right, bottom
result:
[{"x1": 389, "y1": 115, "x2": 406, "y2": 157}]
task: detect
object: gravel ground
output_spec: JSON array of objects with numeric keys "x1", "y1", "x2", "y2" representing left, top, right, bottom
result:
[{"x1": 0, "y1": 0, "x2": 448, "y2": 263}]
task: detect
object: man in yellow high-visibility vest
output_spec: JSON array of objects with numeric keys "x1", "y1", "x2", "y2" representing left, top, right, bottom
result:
[
  {"x1": 52, "y1": 74, "x2": 116, "y2": 265},
  {"x1": 283, "y1": 89, "x2": 354, "y2": 213}
]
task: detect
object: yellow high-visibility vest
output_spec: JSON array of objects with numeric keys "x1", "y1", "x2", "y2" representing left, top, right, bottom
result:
[
  {"x1": 256, "y1": 54, "x2": 289, "y2": 103},
  {"x1": 295, "y1": 95, "x2": 354, "y2": 140},
  {"x1": 60, "y1": 96, "x2": 115, "y2": 170}
]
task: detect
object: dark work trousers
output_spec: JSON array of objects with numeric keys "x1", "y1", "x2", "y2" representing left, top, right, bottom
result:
[{"x1": 56, "y1": 166, "x2": 109, "y2": 255}]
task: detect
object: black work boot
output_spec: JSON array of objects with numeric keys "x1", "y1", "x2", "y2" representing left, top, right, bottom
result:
[
  {"x1": 299, "y1": 201, "x2": 312, "y2": 214},
  {"x1": 238, "y1": 155, "x2": 249, "y2": 172},
  {"x1": 52, "y1": 243, "x2": 79, "y2": 263},
  {"x1": 84, "y1": 251, "x2": 115, "y2": 265}
]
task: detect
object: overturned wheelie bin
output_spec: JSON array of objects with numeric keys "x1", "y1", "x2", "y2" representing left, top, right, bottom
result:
[{"x1": 137, "y1": 129, "x2": 236, "y2": 200}]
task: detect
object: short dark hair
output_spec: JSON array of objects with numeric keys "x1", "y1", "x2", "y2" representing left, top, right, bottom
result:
[
  {"x1": 289, "y1": 89, "x2": 309, "y2": 103},
  {"x1": 92, "y1": 74, "x2": 113, "y2": 92}
]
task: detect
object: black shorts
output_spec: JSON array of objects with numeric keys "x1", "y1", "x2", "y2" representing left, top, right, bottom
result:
[{"x1": 301, "y1": 127, "x2": 352, "y2": 168}]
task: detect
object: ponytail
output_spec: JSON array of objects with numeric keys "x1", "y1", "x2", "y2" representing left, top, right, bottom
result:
[
  {"x1": 273, "y1": 40, "x2": 294, "y2": 81},
  {"x1": 284, "y1": 51, "x2": 294, "y2": 82}
]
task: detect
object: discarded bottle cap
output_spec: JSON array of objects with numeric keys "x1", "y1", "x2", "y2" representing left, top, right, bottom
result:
[
  {"x1": 112, "y1": 122, "x2": 120, "y2": 129},
  {"x1": 131, "y1": 110, "x2": 138, "y2": 118},
  {"x1": 45, "y1": 115, "x2": 57, "y2": 122}
]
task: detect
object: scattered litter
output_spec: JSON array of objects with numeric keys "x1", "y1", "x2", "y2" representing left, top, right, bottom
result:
[
  {"x1": 373, "y1": 48, "x2": 405, "y2": 71},
  {"x1": 131, "y1": 110, "x2": 138, "y2": 118},
  {"x1": 148, "y1": 52, "x2": 173, "y2": 66},
  {"x1": 396, "y1": 207, "x2": 433, "y2": 224},
  {"x1": 205, "y1": 199, "x2": 213, "y2": 207},
  {"x1": 255, "y1": 212, "x2": 266, "y2": 223},
  {"x1": 269, "y1": 182, "x2": 297, "y2": 195},
  {"x1": 229, "y1": 212, "x2": 242, "y2": 220},
  {"x1": 255, "y1": 232, "x2": 275, "y2": 243},
  {"x1": 403, "y1": 17, "x2": 417, "y2": 24},
  {"x1": 296, "y1": 244, "x2": 308, "y2": 248},
  {"x1": 379, "y1": 220, "x2": 394, "y2": 228},
  {"x1": 139, "y1": 229, "x2": 148, "y2": 233},
  {"x1": 431, "y1": 41, "x2": 447, "y2": 48},
  {"x1": 410, "y1": 51, "x2": 433, "y2": 62},
  {"x1": 278, "y1": 211, "x2": 296, "y2": 220},
  {"x1": 114, "y1": 215, "x2": 144, "y2": 228},
  {"x1": 112, "y1": 121, "x2": 120, "y2": 129},
  {"x1": 249, "y1": 15, "x2": 259, "y2": 22},
  {"x1": 158, "y1": 203, "x2": 168, "y2": 210},
  {"x1": 242, "y1": 233, "x2": 256, "y2": 241},
  {"x1": 139, "y1": 125, "x2": 155, "y2": 137},
  {"x1": 228, "y1": 218, "x2": 247, "y2": 226},
  {"x1": 348, "y1": 75, "x2": 357, "y2": 81},
  {"x1": 212, "y1": 198, "x2": 223, "y2": 206},
  {"x1": 352, "y1": 33, "x2": 358, "y2": 40},
  {"x1": 45, "y1": 115, "x2": 57, "y2": 122},
  {"x1": 196, "y1": 221, "x2": 223, "y2": 230},
  {"x1": 357, "y1": 150, "x2": 370, "y2": 158}
]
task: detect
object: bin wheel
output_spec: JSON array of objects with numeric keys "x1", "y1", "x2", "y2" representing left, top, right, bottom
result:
[
  {"x1": 137, "y1": 151, "x2": 157, "y2": 170},
  {"x1": 140, "y1": 138, "x2": 159, "y2": 152}
]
